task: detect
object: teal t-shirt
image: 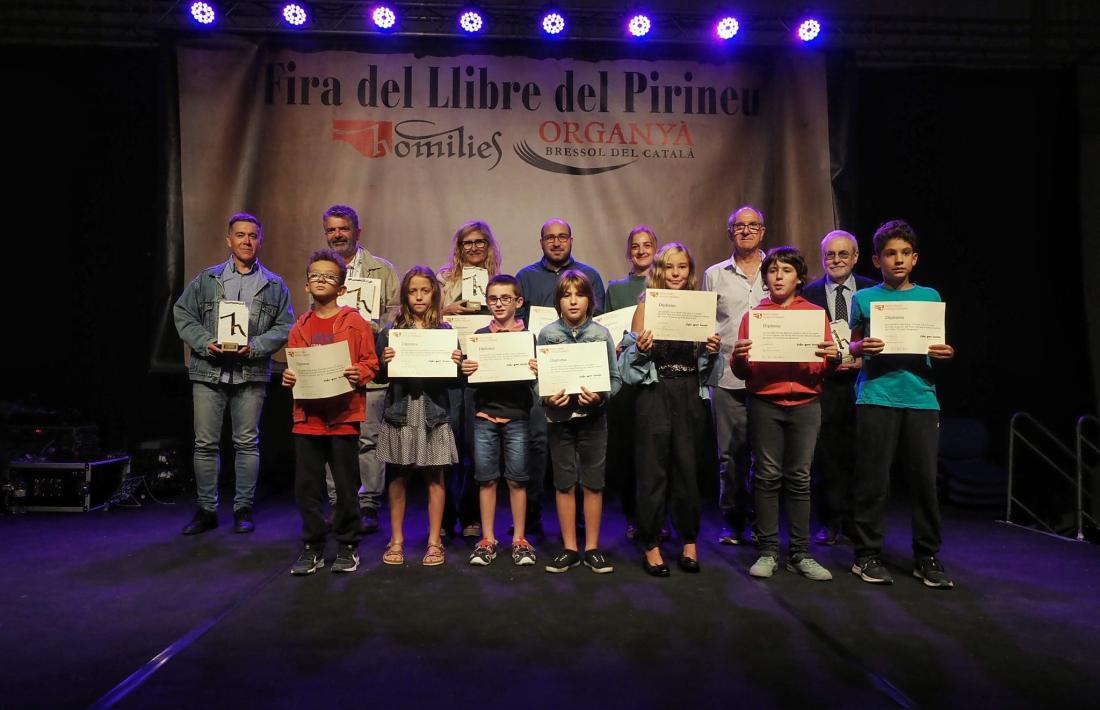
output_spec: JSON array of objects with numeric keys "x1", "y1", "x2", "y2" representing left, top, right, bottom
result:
[{"x1": 849, "y1": 284, "x2": 942, "y2": 410}]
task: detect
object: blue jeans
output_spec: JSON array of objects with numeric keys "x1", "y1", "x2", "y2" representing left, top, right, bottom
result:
[
  {"x1": 191, "y1": 381, "x2": 267, "y2": 512},
  {"x1": 473, "y1": 418, "x2": 529, "y2": 483}
]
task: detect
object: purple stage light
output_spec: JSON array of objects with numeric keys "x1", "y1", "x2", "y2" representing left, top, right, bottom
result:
[
  {"x1": 282, "y1": 3, "x2": 308, "y2": 27},
  {"x1": 541, "y1": 12, "x2": 566, "y2": 36},
  {"x1": 797, "y1": 18, "x2": 822, "y2": 42},
  {"x1": 459, "y1": 10, "x2": 484, "y2": 34},
  {"x1": 715, "y1": 16, "x2": 739, "y2": 40},
  {"x1": 372, "y1": 5, "x2": 396, "y2": 30},
  {"x1": 189, "y1": 2, "x2": 216, "y2": 25},
  {"x1": 627, "y1": 14, "x2": 651, "y2": 38}
]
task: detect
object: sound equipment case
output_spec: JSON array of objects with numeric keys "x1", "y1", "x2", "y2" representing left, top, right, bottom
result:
[{"x1": 7, "y1": 456, "x2": 129, "y2": 512}]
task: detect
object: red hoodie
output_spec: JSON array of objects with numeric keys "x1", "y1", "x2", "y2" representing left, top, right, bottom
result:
[
  {"x1": 730, "y1": 296, "x2": 836, "y2": 406},
  {"x1": 288, "y1": 307, "x2": 380, "y2": 434}
]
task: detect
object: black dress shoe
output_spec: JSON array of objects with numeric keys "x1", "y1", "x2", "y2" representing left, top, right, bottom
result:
[
  {"x1": 643, "y1": 557, "x2": 671, "y2": 577},
  {"x1": 182, "y1": 508, "x2": 218, "y2": 535},
  {"x1": 678, "y1": 556, "x2": 701, "y2": 573},
  {"x1": 233, "y1": 507, "x2": 255, "y2": 534}
]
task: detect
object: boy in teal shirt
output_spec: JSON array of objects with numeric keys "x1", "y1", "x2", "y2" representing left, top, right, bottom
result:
[{"x1": 848, "y1": 220, "x2": 955, "y2": 588}]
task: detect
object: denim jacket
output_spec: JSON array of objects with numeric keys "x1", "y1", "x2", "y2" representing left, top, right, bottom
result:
[
  {"x1": 173, "y1": 259, "x2": 294, "y2": 383},
  {"x1": 374, "y1": 326, "x2": 460, "y2": 428},
  {"x1": 536, "y1": 318, "x2": 622, "y2": 422},
  {"x1": 617, "y1": 331, "x2": 719, "y2": 400}
]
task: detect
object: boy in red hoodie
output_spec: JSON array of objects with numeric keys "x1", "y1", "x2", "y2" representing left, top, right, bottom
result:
[
  {"x1": 282, "y1": 248, "x2": 379, "y2": 575},
  {"x1": 731, "y1": 246, "x2": 838, "y2": 581}
]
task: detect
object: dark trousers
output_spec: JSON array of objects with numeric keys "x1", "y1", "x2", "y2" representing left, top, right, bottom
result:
[
  {"x1": 711, "y1": 386, "x2": 754, "y2": 527},
  {"x1": 443, "y1": 387, "x2": 480, "y2": 530},
  {"x1": 295, "y1": 433, "x2": 362, "y2": 547},
  {"x1": 813, "y1": 374, "x2": 859, "y2": 531},
  {"x1": 852, "y1": 405, "x2": 942, "y2": 559},
  {"x1": 749, "y1": 397, "x2": 820, "y2": 557},
  {"x1": 634, "y1": 377, "x2": 705, "y2": 549},
  {"x1": 607, "y1": 383, "x2": 638, "y2": 519}
]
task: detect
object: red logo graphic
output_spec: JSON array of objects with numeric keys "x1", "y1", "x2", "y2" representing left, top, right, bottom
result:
[
  {"x1": 332, "y1": 120, "x2": 394, "y2": 158},
  {"x1": 873, "y1": 304, "x2": 884, "y2": 311}
]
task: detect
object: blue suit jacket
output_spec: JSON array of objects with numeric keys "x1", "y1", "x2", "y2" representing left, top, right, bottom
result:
[{"x1": 802, "y1": 274, "x2": 877, "y2": 321}]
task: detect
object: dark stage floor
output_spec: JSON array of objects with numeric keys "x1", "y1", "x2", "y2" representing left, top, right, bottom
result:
[{"x1": 3, "y1": 492, "x2": 1099, "y2": 710}]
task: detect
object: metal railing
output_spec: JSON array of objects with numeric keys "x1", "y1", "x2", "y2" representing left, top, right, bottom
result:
[{"x1": 1005, "y1": 412, "x2": 1082, "y2": 540}]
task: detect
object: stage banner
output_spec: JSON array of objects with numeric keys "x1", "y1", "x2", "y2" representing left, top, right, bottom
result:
[{"x1": 178, "y1": 40, "x2": 833, "y2": 324}]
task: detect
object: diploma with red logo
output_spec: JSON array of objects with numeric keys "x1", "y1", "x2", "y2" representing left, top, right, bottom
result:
[
  {"x1": 536, "y1": 342, "x2": 610, "y2": 396},
  {"x1": 285, "y1": 342, "x2": 353, "y2": 400},
  {"x1": 870, "y1": 301, "x2": 946, "y2": 355},
  {"x1": 388, "y1": 329, "x2": 458, "y2": 378},
  {"x1": 642, "y1": 289, "x2": 717, "y2": 342},
  {"x1": 527, "y1": 306, "x2": 558, "y2": 338},
  {"x1": 747, "y1": 309, "x2": 827, "y2": 363},
  {"x1": 467, "y1": 331, "x2": 536, "y2": 384},
  {"x1": 442, "y1": 314, "x2": 493, "y2": 353}
]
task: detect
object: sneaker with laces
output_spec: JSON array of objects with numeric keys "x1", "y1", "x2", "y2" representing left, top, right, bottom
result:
[
  {"x1": 291, "y1": 546, "x2": 325, "y2": 576},
  {"x1": 583, "y1": 549, "x2": 614, "y2": 574},
  {"x1": 749, "y1": 554, "x2": 779, "y2": 578},
  {"x1": 851, "y1": 556, "x2": 894, "y2": 584},
  {"x1": 468, "y1": 538, "x2": 498, "y2": 566},
  {"x1": 913, "y1": 556, "x2": 954, "y2": 589},
  {"x1": 787, "y1": 556, "x2": 833, "y2": 581},
  {"x1": 544, "y1": 549, "x2": 581, "y2": 573},
  {"x1": 331, "y1": 544, "x2": 360, "y2": 573},
  {"x1": 512, "y1": 538, "x2": 537, "y2": 566}
]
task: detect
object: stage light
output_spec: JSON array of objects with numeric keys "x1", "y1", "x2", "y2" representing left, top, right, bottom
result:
[
  {"x1": 189, "y1": 2, "x2": 216, "y2": 25},
  {"x1": 541, "y1": 12, "x2": 566, "y2": 36},
  {"x1": 715, "y1": 16, "x2": 740, "y2": 40},
  {"x1": 627, "y1": 14, "x2": 651, "y2": 38},
  {"x1": 281, "y1": 3, "x2": 308, "y2": 27},
  {"x1": 371, "y1": 5, "x2": 397, "y2": 30},
  {"x1": 796, "y1": 18, "x2": 822, "y2": 42},
  {"x1": 459, "y1": 10, "x2": 484, "y2": 34}
]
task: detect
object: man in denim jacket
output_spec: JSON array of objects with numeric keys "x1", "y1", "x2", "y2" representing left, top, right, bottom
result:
[{"x1": 173, "y1": 213, "x2": 294, "y2": 535}]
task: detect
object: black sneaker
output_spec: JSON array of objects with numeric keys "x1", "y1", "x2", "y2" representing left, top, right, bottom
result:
[
  {"x1": 851, "y1": 556, "x2": 893, "y2": 584},
  {"x1": 331, "y1": 544, "x2": 360, "y2": 573},
  {"x1": 291, "y1": 546, "x2": 325, "y2": 576},
  {"x1": 468, "y1": 538, "x2": 498, "y2": 566},
  {"x1": 360, "y1": 507, "x2": 380, "y2": 534},
  {"x1": 544, "y1": 549, "x2": 581, "y2": 573},
  {"x1": 913, "y1": 556, "x2": 954, "y2": 589},
  {"x1": 233, "y1": 506, "x2": 255, "y2": 534},
  {"x1": 583, "y1": 549, "x2": 614, "y2": 574},
  {"x1": 182, "y1": 508, "x2": 218, "y2": 535}
]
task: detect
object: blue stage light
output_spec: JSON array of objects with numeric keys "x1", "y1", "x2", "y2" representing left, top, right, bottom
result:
[
  {"x1": 282, "y1": 3, "x2": 308, "y2": 27},
  {"x1": 459, "y1": 10, "x2": 484, "y2": 34},
  {"x1": 797, "y1": 18, "x2": 822, "y2": 42},
  {"x1": 627, "y1": 14, "x2": 651, "y2": 38},
  {"x1": 541, "y1": 12, "x2": 566, "y2": 36},
  {"x1": 715, "y1": 16, "x2": 740, "y2": 40},
  {"x1": 189, "y1": 2, "x2": 216, "y2": 25},
  {"x1": 371, "y1": 5, "x2": 397, "y2": 30}
]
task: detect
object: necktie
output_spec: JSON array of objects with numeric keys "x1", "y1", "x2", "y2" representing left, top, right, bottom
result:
[{"x1": 833, "y1": 284, "x2": 848, "y2": 322}]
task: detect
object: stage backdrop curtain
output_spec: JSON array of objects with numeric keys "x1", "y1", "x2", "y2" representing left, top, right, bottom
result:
[{"x1": 177, "y1": 39, "x2": 834, "y2": 325}]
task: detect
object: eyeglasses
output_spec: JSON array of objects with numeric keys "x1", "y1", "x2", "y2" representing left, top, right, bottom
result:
[
  {"x1": 486, "y1": 295, "x2": 515, "y2": 305},
  {"x1": 541, "y1": 233, "x2": 572, "y2": 244},
  {"x1": 461, "y1": 239, "x2": 489, "y2": 251},
  {"x1": 825, "y1": 250, "x2": 854, "y2": 261},
  {"x1": 307, "y1": 272, "x2": 341, "y2": 285},
  {"x1": 731, "y1": 222, "x2": 764, "y2": 233}
]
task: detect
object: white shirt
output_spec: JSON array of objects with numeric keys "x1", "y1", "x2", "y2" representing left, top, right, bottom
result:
[
  {"x1": 703, "y1": 250, "x2": 767, "y2": 389},
  {"x1": 823, "y1": 273, "x2": 858, "y2": 321}
]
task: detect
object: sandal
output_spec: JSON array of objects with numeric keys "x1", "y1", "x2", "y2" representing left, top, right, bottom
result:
[
  {"x1": 422, "y1": 541, "x2": 445, "y2": 567},
  {"x1": 382, "y1": 541, "x2": 405, "y2": 565}
]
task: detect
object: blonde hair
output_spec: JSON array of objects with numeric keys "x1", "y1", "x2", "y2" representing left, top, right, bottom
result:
[
  {"x1": 645, "y1": 242, "x2": 697, "y2": 291},
  {"x1": 397, "y1": 265, "x2": 443, "y2": 328},
  {"x1": 438, "y1": 220, "x2": 502, "y2": 292}
]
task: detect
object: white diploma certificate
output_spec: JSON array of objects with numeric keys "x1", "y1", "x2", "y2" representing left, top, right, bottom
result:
[
  {"x1": 536, "y1": 341, "x2": 611, "y2": 396},
  {"x1": 593, "y1": 306, "x2": 637, "y2": 343},
  {"x1": 870, "y1": 301, "x2": 946, "y2": 355},
  {"x1": 467, "y1": 331, "x2": 536, "y2": 384},
  {"x1": 461, "y1": 267, "x2": 489, "y2": 305},
  {"x1": 527, "y1": 306, "x2": 558, "y2": 338},
  {"x1": 830, "y1": 319, "x2": 855, "y2": 364},
  {"x1": 285, "y1": 342, "x2": 353, "y2": 400},
  {"x1": 747, "y1": 309, "x2": 827, "y2": 363},
  {"x1": 642, "y1": 289, "x2": 717, "y2": 342},
  {"x1": 217, "y1": 300, "x2": 249, "y2": 346},
  {"x1": 388, "y1": 329, "x2": 458, "y2": 378},
  {"x1": 442, "y1": 314, "x2": 494, "y2": 352},
  {"x1": 337, "y1": 277, "x2": 381, "y2": 321}
]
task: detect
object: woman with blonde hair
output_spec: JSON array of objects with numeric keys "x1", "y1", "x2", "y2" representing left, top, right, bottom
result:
[{"x1": 439, "y1": 220, "x2": 503, "y2": 316}]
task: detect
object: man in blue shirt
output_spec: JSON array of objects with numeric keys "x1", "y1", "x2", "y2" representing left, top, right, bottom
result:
[{"x1": 173, "y1": 213, "x2": 294, "y2": 535}]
